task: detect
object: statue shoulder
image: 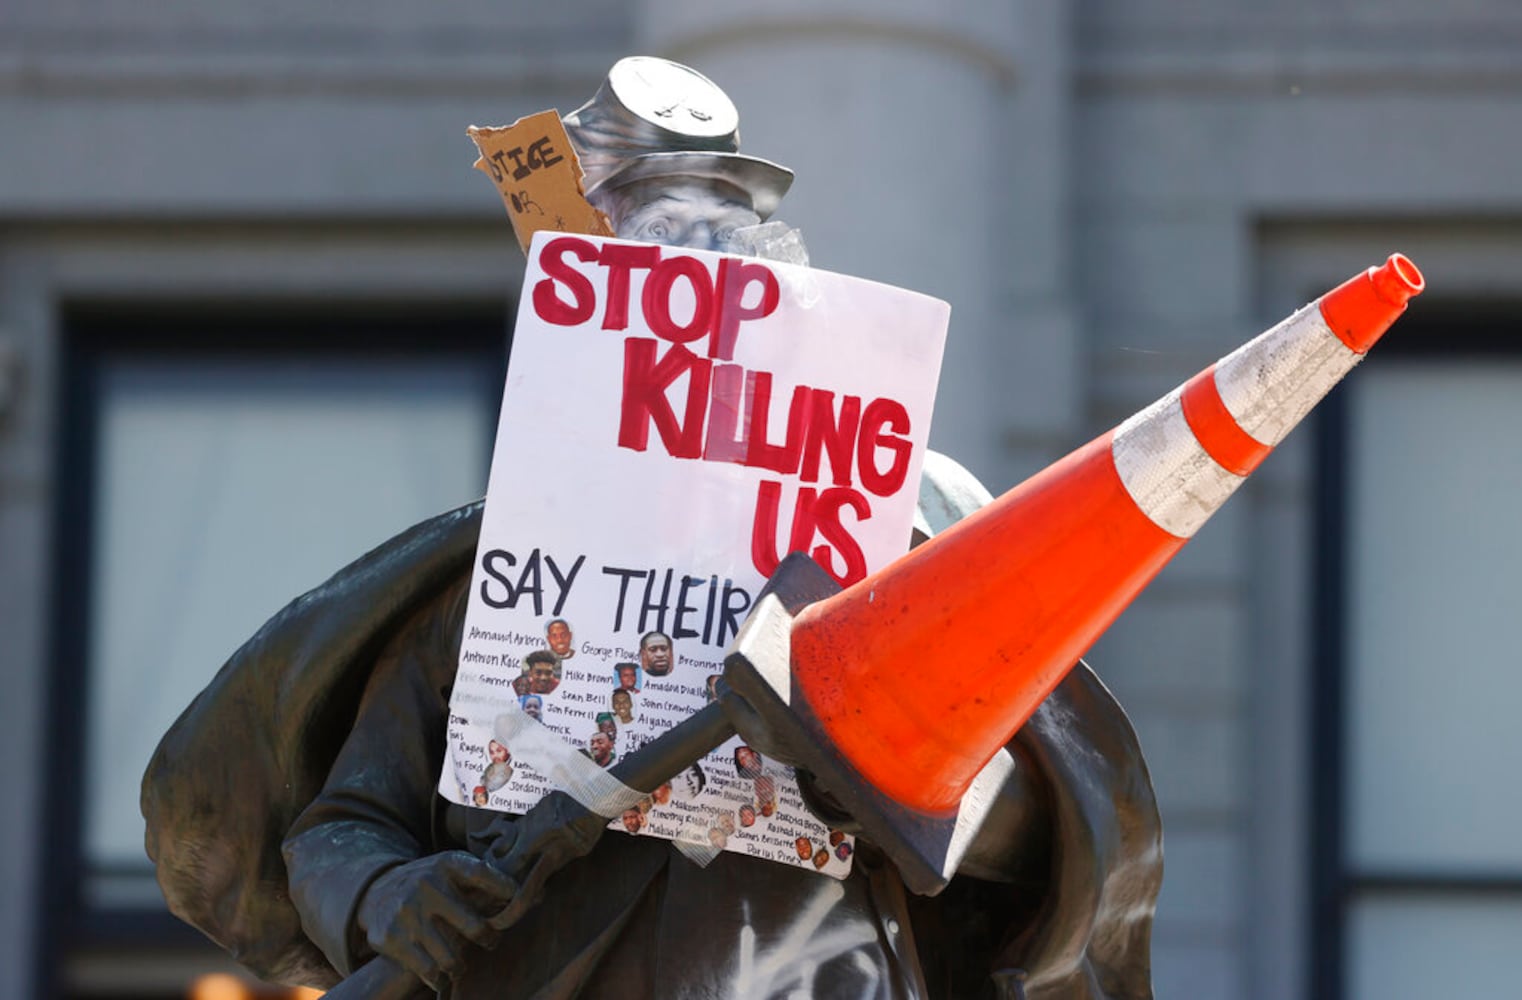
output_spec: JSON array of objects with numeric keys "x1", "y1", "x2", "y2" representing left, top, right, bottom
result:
[
  {"x1": 141, "y1": 500, "x2": 485, "y2": 987},
  {"x1": 914, "y1": 449, "x2": 995, "y2": 540}
]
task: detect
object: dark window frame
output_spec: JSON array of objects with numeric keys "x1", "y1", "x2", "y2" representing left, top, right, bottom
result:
[
  {"x1": 41, "y1": 298, "x2": 509, "y2": 998},
  {"x1": 1309, "y1": 298, "x2": 1522, "y2": 1000}
]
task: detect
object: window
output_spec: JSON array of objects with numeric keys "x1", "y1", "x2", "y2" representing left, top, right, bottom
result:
[
  {"x1": 1312, "y1": 301, "x2": 1522, "y2": 999},
  {"x1": 47, "y1": 302, "x2": 506, "y2": 998}
]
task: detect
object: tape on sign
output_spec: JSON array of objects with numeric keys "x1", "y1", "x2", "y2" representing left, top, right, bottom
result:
[{"x1": 493, "y1": 708, "x2": 647, "y2": 819}]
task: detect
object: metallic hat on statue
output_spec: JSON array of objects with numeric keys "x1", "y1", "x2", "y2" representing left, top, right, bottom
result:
[{"x1": 564, "y1": 56, "x2": 794, "y2": 220}]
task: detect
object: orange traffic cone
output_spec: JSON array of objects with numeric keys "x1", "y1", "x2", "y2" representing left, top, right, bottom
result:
[{"x1": 786, "y1": 253, "x2": 1424, "y2": 815}]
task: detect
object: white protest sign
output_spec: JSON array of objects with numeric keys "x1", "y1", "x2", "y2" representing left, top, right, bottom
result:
[{"x1": 441, "y1": 231, "x2": 948, "y2": 877}]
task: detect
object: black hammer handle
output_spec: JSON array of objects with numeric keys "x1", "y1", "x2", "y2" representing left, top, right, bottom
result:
[{"x1": 323, "y1": 703, "x2": 736, "y2": 999}]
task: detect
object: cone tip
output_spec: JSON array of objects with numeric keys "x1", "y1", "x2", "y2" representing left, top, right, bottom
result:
[
  {"x1": 1319, "y1": 253, "x2": 1424, "y2": 354},
  {"x1": 1374, "y1": 253, "x2": 1425, "y2": 307}
]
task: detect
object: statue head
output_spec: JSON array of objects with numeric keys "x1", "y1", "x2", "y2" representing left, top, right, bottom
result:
[{"x1": 565, "y1": 57, "x2": 794, "y2": 253}]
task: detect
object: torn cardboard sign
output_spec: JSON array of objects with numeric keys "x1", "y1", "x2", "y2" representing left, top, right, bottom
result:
[{"x1": 468, "y1": 110, "x2": 614, "y2": 252}]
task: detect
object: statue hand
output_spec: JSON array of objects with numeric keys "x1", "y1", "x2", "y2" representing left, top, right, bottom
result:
[
  {"x1": 355, "y1": 850, "x2": 517, "y2": 992},
  {"x1": 475, "y1": 790, "x2": 609, "y2": 925}
]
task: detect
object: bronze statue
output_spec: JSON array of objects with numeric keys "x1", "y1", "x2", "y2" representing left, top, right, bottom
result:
[{"x1": 142, "y1": 58, "x2": 1162, "y2": 999}]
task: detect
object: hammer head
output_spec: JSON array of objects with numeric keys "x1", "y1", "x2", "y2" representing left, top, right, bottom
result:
[{"x1": 720, "y1": 553, "x2": 1017, "y2": 896}]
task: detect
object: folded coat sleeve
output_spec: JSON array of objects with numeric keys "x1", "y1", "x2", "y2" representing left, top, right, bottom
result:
[
  {"x1": 905, "y1": 661, "x2": 1162, "y2": 1000},
  {"x1": 909, "y1": 451, "x2": 1163, "y2": 999},
  {"x1": 282, "y1": 578, "x2": 471, "y2": 976}
]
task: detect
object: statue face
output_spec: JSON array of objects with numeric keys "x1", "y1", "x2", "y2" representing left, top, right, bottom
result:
[{"x1": 603, "y1": 178, "x2": 761, "y2": 251}]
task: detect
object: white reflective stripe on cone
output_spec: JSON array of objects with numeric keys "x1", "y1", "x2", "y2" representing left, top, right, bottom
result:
[
  {"x1": 1111, "y1": 387, "x2": 1246, "y2": 539},
  {"x1": 1214, "y1": 303, "x2": 1364, "y2": 449}
]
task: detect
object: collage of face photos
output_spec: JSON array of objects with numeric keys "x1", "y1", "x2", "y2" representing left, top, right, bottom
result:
[{"x1": 447, "y1": 617, "x2": 855, "y2": 879}]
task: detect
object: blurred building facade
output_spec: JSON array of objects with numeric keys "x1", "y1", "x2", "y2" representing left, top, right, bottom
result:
[{"x1": 2, "y1": 2, "x2": 1520, "y2": 997}]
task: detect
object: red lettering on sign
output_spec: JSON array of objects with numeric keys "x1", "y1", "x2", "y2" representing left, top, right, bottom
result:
[
  {"x1": 857, "y1": 398, "x2": 913, "y2": 497},
  {"x1": 643, "y1": 256, "x2": 714, "y2": 345},
  {"x1": 531, "y1": 238, "x2": 779, "y2": 361},
  {"x1": 799, "y1": 390, "x2": 861, "y2": 488},
  {"x1": 532, "y1": 237, "x2": 599, "y2": 326},
  {"x1": 599, "y1": 243, "x2": 660, "y2": 331},
  {"x1": 810, "y1": 486, "x2": 871, "y2": 585},
  {"x1": 702, "y1": 363, "x2": 748, "y2": 464},
  {"x1": 750, "y1": 481, "x2": 818, "y2": 579},
  {"x1": 617, "y1": 339, "x2": 711, "y2": 459},
  {"x1": 744, "y1": 374, "x2": 811, "y2": 476},
  {"x1": 750, "y1": 481, "x2": 871, "y2": 586},
  {"x1": 711, "y1": 258, "x2": 780, "y2": 361},
  {"x1": 529, "y1": 238, "x2": 919, "y2": 519}
]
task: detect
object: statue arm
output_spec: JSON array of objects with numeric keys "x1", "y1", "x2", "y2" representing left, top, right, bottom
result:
[
  {"x1": 922, "y1": 661, "x2": 1161, "y2": 1000},
  {"x1": 281, "y1": 579, "x2": 468, "y2": 976}
]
